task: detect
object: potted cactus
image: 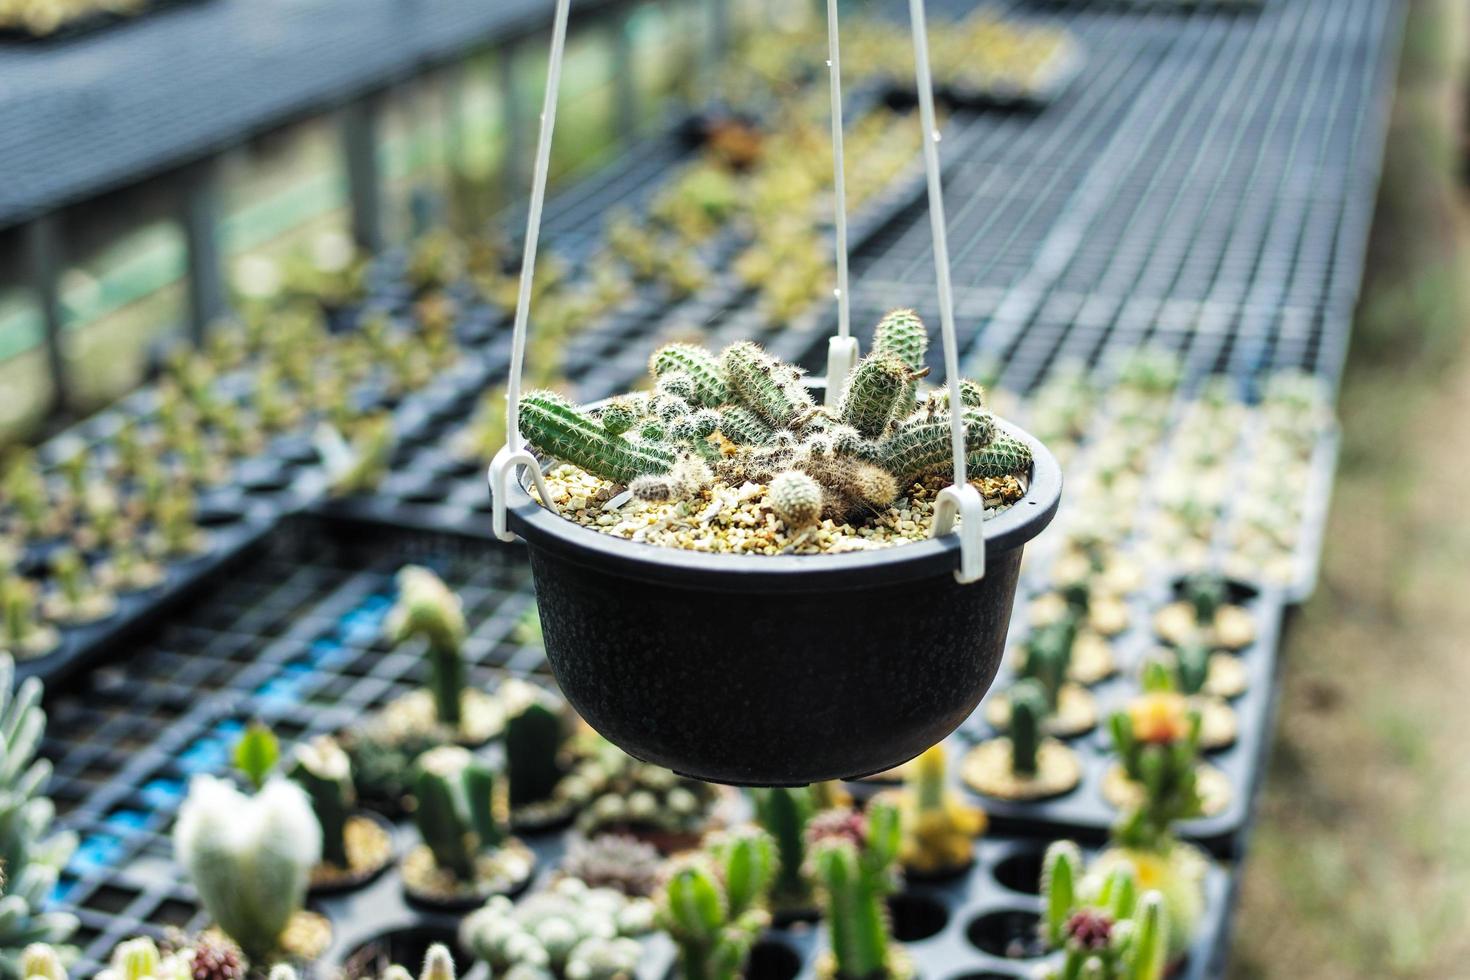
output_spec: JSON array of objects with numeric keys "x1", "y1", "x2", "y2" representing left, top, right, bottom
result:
[
  {"x1": 287, "y1": 735, "x2": 396, "y2": 893},
  {"x1": 1153, "y1": 575, "x2": 1256, "y2": 651},
  {"x1": 985, "y1": 619, "x2": 1097, "y2": 738},
  {"x1": 962, "y1": 679, "x2": 1082, "y2": 802},
  {"x1": 461, "y1": 876, "x2": 654, "y2": 978},
  {"x1": 751, "y1": 785, "x2": 820, "y2": 919},
  {"x1": 174, "y1": 726, "x2": 328, "y2": 968},
  {"x1": 557, "y1": 833, "x2": 666, "y2": 897},
  {"x1": 874, "y1": 744, "x2": 985, "y2": 880},
  {"x1": 1, "y1": 574, "x2": 60, "y2": 660},
  {"x1": 402, "y1": 745, "x2": 537, "y2": 909},
  {"x1": 567, "y1": 737, "x2": 727, "y2": 853},
  {"x1": 656, "y1": 826, "x2": 776, "y2": 980},
  {"x1": 1039, "y1": 842, "x2": 1169, "y2": 980},
  {"x1": 807, "y1": 801, "x2": 912, "y2": 980},
  {"x1": 500, "y1": 678, "x2": 582, "y2": 830},
  {"x1": 1138, "y1": 647, "x2": 1238, "y2": 751},
  {"x1": 495, "y1": 311, "x2": 1060, "y2": 785}
]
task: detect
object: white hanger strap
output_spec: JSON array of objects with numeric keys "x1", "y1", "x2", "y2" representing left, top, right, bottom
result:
[{"x1": 822, "y1": 0, "x2": 858, "y2": 408}]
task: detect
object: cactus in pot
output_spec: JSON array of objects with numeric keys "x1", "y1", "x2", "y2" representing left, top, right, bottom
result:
[
  {"x1": 1039, "y1": 841, "x2": 1168, "y2": 980},
  {"x1": 1, "y1": 575, "x2": 60, "y2": 661},
  {"x1": 516, "y1": 310, "x2": 1033, "y2": 548},
  {"x1": 751, "y1": 786, "x2": 818, "y2": 915},
  {"x1": 807, "y1": 800, "x2": 912, "y2": 980},
  {"x1": 381, "y1": 566, "x2": 502, "y2": 745},
  {"x1": 41, "y1": 548, "x2": 116, "y2": 626},
  {"x1": 462, "y1": 876, "x2": 654, "y2": 979},
  {"x1": 656, "y1": 826, "x2": 776, "y2": 980},
  {"x1": 987, "y1": 619, "x2": 1096, "y2": 739},
  {"x1": 962, "y1": 679, "x2": 1082, "y2": 803},
  {"x1": 500, "y1": 678, "x2": 579, "y2": 828},
  {"x1": 173, "y1": 768, "x2": 322, "y2": 964},
  {"x1": 287, "y1": 735, "x2": 394, "y2": 889},
  {"x1": 876, "y1": 744, "x2": 985, "y2": 879},
  {"x1": 403, "y1": 746, "x2": 537, "y2": 906}
]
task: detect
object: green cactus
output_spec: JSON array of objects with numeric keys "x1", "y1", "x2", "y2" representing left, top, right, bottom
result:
[
  {"x1": 768, "y1": 471, "x2": 824, "y2": 530},
  {"x1": 413, "y1": 746, "x2": 506, "y2": 879},
  {"x1": 289, "y1": 736, "x2": 355, "y2": 869},
  {"x1": 1021, "y1": 620, "x2": 1077, "y2": 712},
  {"x1": 387, "y1": 566, "x2": 467, "y2": 728},
  {"x1": 521, "y1": 391, "x2": 676, "y2": 484},
  {"x1": 752, "y1": 787, "x2": 816, "y2": 911},
  {"x1": 1145, "y1": 642, "x2": 1210, "y2": 697},
  {"x1": 1183, "y1": 575, "x2": 1227, "y2": 626},
  {"x1": 502, "y1": 679, "x2": 570, "y2": 811},
  {"x1": 1040, "y1": 842, "x2": 1168, "y2": 980},
  {"x1": 715, "y1": 406, "x2": 774, "y2": 446},
  {"x1": 1107, "y1": 697, "x2": 1204, "y2": 852},
  {"x1": 720, "y1": 342, "x2": 815, "y2": 430},
  {"x1": 838, "y1": 353, "x2": 917, "y2": 439},
  {"x1": 968, "y1": 433, "x2": 1034, "y2": 479},
  {"x1": 865, "y1": 408, "x2": 996, "y2": 487},
  {"x1": 0, "y1": 657, "x2": 77, "y2": 978},
  {"x1": 657, "y1": 827, "x2": 775, "y2": 980},
  {"x1": 1009, "y1": 680, "x2": 1047, "y2": 777},
  {"x1": 808, "y1": 800, "x2": 903, "y2": 980},
  {"x1": 872, "y1": 310, "x2": 928, "y2": 415},
  {"x1": 599, "y1": 399, "x2": 639, "y2": 436},
  {"x1": 651, "y1": 344, "x2": 732, "y2": 408},
  {"x1": 925, "y1": 379, "x2": 986, "y2": 412}
]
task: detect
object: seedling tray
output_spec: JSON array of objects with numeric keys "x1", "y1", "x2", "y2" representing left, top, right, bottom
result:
[
  {"x1": 940, "y1": 578, "x2": 1286, "y2": 858},
  {"x1": 756, "y1": 837, "x2": 1235, "y2": 980}
]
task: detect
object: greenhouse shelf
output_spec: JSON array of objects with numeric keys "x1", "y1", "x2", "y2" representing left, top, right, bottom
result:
[{"x1": 38, "y1": 522, "x2": 1241, "y2": 980}]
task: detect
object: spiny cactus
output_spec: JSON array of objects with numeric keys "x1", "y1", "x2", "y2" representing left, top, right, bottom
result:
[
  {"x1": 461, "y1": 877, "x2": 654, "y2": 978},
  {"x1": 414, "y1": 746, "x2": 506, "y2": 879},
  {"x1": 1106, "y1": 695, "x2": 1204, "y2": 852},
  {"x1": 1040, "y1": 842, "x2": 1168, "y2": 980},
  {"x1": 387, "y1": 566, "x2": 467, "y2": 728},
  {"x1": 657, "y1": 827, "x2": 776, "y2": 980},
  {"x1": 174, "y1": 774, "x2": 321, "y2": 964},
  {"x1": 651, "y1": 344, "x2": 732, "y2": 408},
  {"x1": 518, "y1": 313, "x2": 1033, "y2": 527},
  {"x1": 501, "y1": 679, "x2": 570, "y2": 813},
  {"x1": 568, "y1": 739, "x2": 719, "y2": 843},
  {"x1": 521, "y1": 392, "x2": 676, "y2": 484},
  {"x1": 288, "y1": 736, "x2": 355, "y2": 869},
  {"x1": 0, "y1": 656, "x2": 77, "y2": 978},
  {"x1": 1010, "y1": 680, "x2": 1047, "y2": 777},
  {"x1": 752, "y1": 787, "x2": 817, "y2": 912},
  {"x1": 807, "y1": 800, "x2": 905, "y2": 980},
  {"x1": 888, "y1": 745, "x2": 984, "y2": 878},
  {"x1": 768, "y1": 471, "x2": 823, "y2": 530},
  {"x1": 190, "y1": 935, "x2": 247, "y2": 980}
]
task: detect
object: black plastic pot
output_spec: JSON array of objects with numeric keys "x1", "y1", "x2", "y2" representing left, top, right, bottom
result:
[{"x1": 497, "y1": 420, "x2": 1061, "y2": 787}]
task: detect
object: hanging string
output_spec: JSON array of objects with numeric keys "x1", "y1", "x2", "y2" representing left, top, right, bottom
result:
[
  {"x1": 505, "y1": 0, "x2": 572, "y2": 449},
  {"x1": 908, "y1": 0, "x2": 967, "y2": 490},
  {"x1": 826, "y1": 0, "x2": 851, "y2": 344}
]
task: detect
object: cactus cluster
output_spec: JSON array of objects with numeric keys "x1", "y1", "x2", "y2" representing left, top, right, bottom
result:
[
  {"x1": 879, "y1": 745, "x2": 985, "y2": 879},
  {"x1": 1105, "y1": 694, "x2": 1205, "y2": 853},
  {"x1": 460, "y1": 877, "x2": 655, "y2": 980},
  {"x1": 519, "y1": 311, "x2": 1032, "y2": 532},
  {"x1": 1039, "y1": 842, "x2": 1168, "y2": 980},
  {"x1": 656, "y1": 827, "x2": 776, "y2": 980},
  {"x1": 565, "y1": 739, "x2": 721, "y2": 848},
  {"x1": 405, "y1": 746, "x2": 536, "y2": 900},
  {"x1": 806, "y1": 802, "x2": 910, "y2": 980},
  {"x1": 558, "y1": 833, "x2": 665, "y2": 898}
]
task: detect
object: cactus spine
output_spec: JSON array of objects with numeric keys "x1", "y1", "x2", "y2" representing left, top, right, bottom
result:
[
  {"x1": 387, "y1": 566, "x2": 467, "y2": 728},
  {"x1": 289, "y1": 736, "x2": 355, "y2": 868},
  {"x1": 657, "y1": 827, "x2": 776, "y2": 980},
  {"x1": 521, "y1": 391, "x2": 676, "y2": 484},
  {"x1": 809, "y1": 801, "x2": 903, "y2": 980}
]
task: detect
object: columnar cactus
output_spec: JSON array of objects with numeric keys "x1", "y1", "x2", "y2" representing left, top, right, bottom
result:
[
  {"x1": 501, "y1": 679, "x2": 571, "y2": 812},
  {"x1": 887, "y1": 744, "x2": 984, "y2": 878},
  {"x1": 872, "y1": 309, "x2": 928, "y2": 416},
  {"x1": 807, "y1": 803, "x2": 905, "y2": 980},
  {"x1": 0, "y1": 657, "x2": 77, "y2": 977},
  {"x1": 1009, "y1": 680, "x2": 1047, "y2": 777},
  {"x1": 387, "y1": 566, "x2": 468, "y2": 728},
  {"x1": 1021, "y1": 620, "x2": 1077, "y2": 712},
  {"x1": 1040, "y1": 842, "x2": 1168, "y2": 980},
  {"x1": 414, "y1": 746, "x2": 505, "y2": 879},
  {"x1": 1106, "y1": 695, "x2": 1203, "y2": 852},
  {"x1": 719, "y1": 342, "x2": 816, "y2": 430},
  {"x1": 752, "y1": 786, "x2": 817, "y2": 912},
  {"x1": 520, "y1": 392, "x2": 676, "y2": 484},
  {"x1": 174, "y1": 774, "x2": 321, "y2": 964},
  {"x1": 839, "y1": 353, "x2": 921, "y2": 439},
  {"x1": 861, "y1": 408, "x2": 997, "y2": 487},
  {"x1": 651, "y1": 344, "x2": 732, "y2": 408},
  {"x1": 288, "y1": 736, "x2": 355, "y2": 869},
  {"x1": 657, "y1": 827, "x2": 776, "y2": 980}
]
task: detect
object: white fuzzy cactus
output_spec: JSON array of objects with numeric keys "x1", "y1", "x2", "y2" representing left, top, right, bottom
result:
[{"x1": 173, "y1": 775, "x2": 322, "y2": 963}]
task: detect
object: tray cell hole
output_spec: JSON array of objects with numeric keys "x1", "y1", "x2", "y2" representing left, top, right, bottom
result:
[
  {"x1": 888, "y1": 892, "x2": 950, "y2": 943},
  {"x1": 992, "y1": 851, "x2": 1045, "y2": 895},
  {"x1": 83, "y1": 885, "x2": 140, "y2": 915},
  {"x1": 745, "y1": 939, "x2": 801, "y2": 980},
  {"x1": 153, "y1": 898, "x2": 200, "y2": 927},
  {"x1": 965, "y1": 911, "x2": 1046, "y2": 960},
  {"x1": 341, "y1": 926, "x2": 473, "y2": 979}
]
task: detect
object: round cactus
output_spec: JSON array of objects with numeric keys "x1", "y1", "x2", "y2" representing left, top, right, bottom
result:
[{"x1": 768, "y1": 472, "x2": 823, "y2": 530}]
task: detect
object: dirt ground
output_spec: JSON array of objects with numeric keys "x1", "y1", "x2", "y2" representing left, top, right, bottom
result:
[{"x1": 1229, "y1": 2, "x2": 1470, "y2": 977}]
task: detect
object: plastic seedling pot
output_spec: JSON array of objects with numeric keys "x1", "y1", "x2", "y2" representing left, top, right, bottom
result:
[{"x1": 496, "y1": 418, "x2": 1061, "y2": 787}]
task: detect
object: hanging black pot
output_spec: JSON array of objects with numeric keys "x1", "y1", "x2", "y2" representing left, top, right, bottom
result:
[{"x1": 496, "y1": 419, "x2": 1061, "y2": 787}]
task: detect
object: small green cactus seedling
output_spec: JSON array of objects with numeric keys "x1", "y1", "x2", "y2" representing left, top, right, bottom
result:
[
  {"x1": 752, "y1": 786, "x2": 817, "y2": 913},
  {"x1": 42, "y1": 547, "x2": 117, "y2": 626},
  {"x1": 387, "y1": 566, "x2": 468, "y2": 728},
  {"x1": 174, "y1": 772, "x2": 321, "y2": 964},
  {"x1": 882, "y1": 744, "x2": 985, "y2": 879},
  {"x1": 807, "y1": 801, "x2": 910, "y2": 980},
  {"x1": 0, "y1": 657, "x2": 78, "y2": 975},
  {"x1": 461, "y1": 876, "x2": 654, "y2": 979},
  {"x1": 405, "y1": 746, "x2": 536, "y2": 902},
  {"x1": 962, "y1": 679, "x2": 1082, "y2": 803},
  {"x1": 1, "y1": 575, "x2": 61, "y2": 660},
  {"x1": 1040, "y1": 842, "x2": 1168, "y2": 980},
  {"x1": 501, "y1": 679, "x2": 576, "y2": 824},
  {"x1": 289, "y1": 736, "x2": 355, "y2": 868},
  {"x1": 657, "y1": 827, "x2": 776, "y2": 980}
]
